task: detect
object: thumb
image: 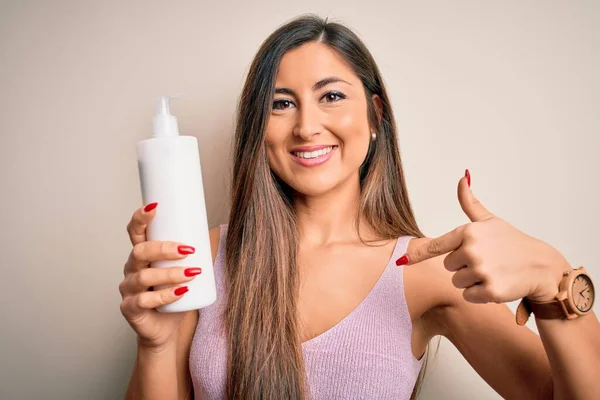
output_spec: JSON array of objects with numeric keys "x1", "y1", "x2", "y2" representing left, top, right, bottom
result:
[{"x1": 459, "y1": 169, "x2": 494, "y2": 222}]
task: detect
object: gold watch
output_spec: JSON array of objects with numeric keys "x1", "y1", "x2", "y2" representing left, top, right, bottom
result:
[{"x1": 516, "y1": 266, "x2": 595, "y2": 325}]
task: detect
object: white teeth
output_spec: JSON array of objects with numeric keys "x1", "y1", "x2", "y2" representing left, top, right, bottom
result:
[{"x1": 292, "y1": 146, "x2": 334, "y2": 159}]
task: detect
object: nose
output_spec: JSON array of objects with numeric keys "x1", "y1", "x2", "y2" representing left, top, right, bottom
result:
[{"x1": 293, "y1": 101, "x2": 322, "y2": 141}]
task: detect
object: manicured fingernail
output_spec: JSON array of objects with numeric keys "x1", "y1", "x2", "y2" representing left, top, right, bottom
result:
[
  {"x1": 174, "y1": 286, "x2": 189, "y2": 296},
  {"x1": 184, "y1": 267, "x2": 202, "y2": 277},
  {"x1": 465, "y1": 169, "x2": 471, "y2": 187},
  {"x1": 396, "y1": 254, "x2": 409, "y2": 266},
  {"x1": 178, "y1": 245, "x2": 195, "y2": 255},
  {"x1": 144, "y1": 202, "x2": 158, "y2": 213}
]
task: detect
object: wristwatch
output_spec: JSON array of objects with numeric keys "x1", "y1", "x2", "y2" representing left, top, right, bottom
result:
[{"x1": 516, "y1": 266, "x2": 595, "y2": 325}]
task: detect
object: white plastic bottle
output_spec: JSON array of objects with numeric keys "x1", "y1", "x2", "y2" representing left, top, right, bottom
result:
[{"x1": 136, "y1": 94, "x2": 217, "y2": 312}]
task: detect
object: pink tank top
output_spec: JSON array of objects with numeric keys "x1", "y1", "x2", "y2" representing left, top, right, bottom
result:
[{"x1": 189, "y1": 224, "x2": 424, "y2": 399}]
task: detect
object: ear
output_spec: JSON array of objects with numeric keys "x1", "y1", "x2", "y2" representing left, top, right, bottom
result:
[{"x1": 371, "y1": 94, "x2": 383, "y2": 128}]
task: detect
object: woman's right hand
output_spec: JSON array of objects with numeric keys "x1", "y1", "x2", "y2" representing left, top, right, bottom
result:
[{"x1": 119, "y1": 202, "x2": 202, "y2": 351}]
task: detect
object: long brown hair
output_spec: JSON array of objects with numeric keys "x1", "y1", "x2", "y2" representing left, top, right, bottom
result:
[{"x1": 224, "y1": 14, "x2": 434, "y2": 399}]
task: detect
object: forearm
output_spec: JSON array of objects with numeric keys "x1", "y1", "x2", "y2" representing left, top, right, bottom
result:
[
  {"x1": 535, "y1": 311, "x2": 600, "y2": 400},
  {"x1": 126, "y1": 340, "x2": 179, "y2": 400}
]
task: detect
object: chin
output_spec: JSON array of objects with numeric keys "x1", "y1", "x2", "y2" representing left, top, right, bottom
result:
[{"x1": 285, "y1": 175, "x2": 342, "y2": 198}]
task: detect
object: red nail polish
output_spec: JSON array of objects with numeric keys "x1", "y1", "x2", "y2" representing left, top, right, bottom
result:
[
  {"x1": 396, "y1": 254, "x2": 409, "y2": 266},
  {"x1": 174, "y1": 286, "x2": 189, "y2": 296},
  {"x1": 465, "y1": 169, "x2": 471, "y2": 187},
  {"x1": 184, "y1": 267, "x2": 202, "y2": 277},
  {"x1": 178, "y1": 245, "x2": 195, "y2": 255},
  {"x1": 144, "y1": 202, "x2": 158, "y2": 213}
]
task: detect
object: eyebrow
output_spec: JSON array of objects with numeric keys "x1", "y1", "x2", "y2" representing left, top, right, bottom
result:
[{"x1": 274, "y1": 76, "x2": 351, "y2": 96}]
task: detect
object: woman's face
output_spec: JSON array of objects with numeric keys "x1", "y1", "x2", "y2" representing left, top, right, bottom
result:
[{"x1": 265, "y1": 41, "x2": 374, "y2": 197}]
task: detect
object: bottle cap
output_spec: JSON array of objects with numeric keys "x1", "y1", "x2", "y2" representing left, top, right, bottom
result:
[{"x1": 152, "y1": 94, "x2": 183, "y2": 138}]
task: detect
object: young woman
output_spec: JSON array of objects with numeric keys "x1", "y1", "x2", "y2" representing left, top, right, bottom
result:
[{"x1": 120, "y1": 15, "x2": 599, "y2": 400}]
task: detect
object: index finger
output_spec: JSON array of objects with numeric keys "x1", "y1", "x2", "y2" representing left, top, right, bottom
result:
[
  {"x1": 126, "y1": 202, "x2": 158, "y2": 246},
  {"x1": 397, "y1": 224, "x2": 466, "y2": 266}
]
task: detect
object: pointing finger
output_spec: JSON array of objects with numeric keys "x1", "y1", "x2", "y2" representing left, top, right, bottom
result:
[{"x1": 396, "y1": 225, "x2": 466, "y2": 266}]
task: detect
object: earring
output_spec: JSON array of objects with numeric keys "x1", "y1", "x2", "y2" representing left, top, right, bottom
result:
[{"x1": 371, "y1": 131, "x2": 377, "y2": 141}]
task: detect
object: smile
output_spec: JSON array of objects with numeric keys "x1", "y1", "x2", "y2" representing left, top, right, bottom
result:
[{"x1": 290, "y1": 146, "x2": 338, "y2": 167}]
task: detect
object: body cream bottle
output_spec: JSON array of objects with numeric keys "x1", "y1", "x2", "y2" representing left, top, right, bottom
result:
[{"x1": 136, "y1": 95, "x2": 217, "y2": 312}]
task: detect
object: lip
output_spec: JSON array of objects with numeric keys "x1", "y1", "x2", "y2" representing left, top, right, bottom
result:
[
  {"x1": 290, "y1": 145, "x2": 338, "y2": 168},
  {"x1": 289, "y1": 144, "x2": 338, "y2": 152}
]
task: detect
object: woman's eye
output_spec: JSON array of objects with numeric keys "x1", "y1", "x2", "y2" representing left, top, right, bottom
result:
[
  {"x1": 322, "y1": 91, "x2": 346, "y2": 103},
  {"x1": 273, "y1": 99, "x2": 294, "y2": 110},
  {"x1": 272, "y1": 93, "x2": 345, "y2": 110}
]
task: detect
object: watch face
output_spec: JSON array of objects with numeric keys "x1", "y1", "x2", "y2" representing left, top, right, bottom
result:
[{"x1": 572, "y1": 274, "x2": 595, "y2": 313}]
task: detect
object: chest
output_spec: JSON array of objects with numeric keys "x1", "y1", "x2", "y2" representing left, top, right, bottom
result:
[{"x1": 295, "y1": 239, "x2": 397, "y2": 343}]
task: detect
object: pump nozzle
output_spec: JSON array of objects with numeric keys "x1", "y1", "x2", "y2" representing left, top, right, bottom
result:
[{"x1": 152, "y1": 94, "x2": 184, "y2": 138}]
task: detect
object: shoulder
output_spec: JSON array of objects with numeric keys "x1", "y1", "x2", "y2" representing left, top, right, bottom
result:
[
  {"x1": 179, "y1": 225, "x2": 224, "y2": 331},
  {"x1": 175, "y1": 224, "x2": 226, "y2": 391},
  {"x1": 403, "y1": 237, "x2": 462, "y2": 336},
  {"x1": 404, "y1": 237, "x2": 458, "y2": 308},
  {"x1": 209, "y1": 225, "x2": 223, "y2": 264}
]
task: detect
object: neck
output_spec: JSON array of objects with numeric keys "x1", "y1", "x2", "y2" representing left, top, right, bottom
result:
[{"x1": 292, "y1": 172, "x2": 375, "y2": 247}]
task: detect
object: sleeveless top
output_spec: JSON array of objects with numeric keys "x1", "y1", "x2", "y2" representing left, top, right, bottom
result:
[{"x1": 189, "y1": 224, "x2": 424, "y2": 399}]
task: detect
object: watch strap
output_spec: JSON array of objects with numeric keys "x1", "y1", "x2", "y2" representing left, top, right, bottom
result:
[
  {"x1": 529, "y1": 299, "x2": 567, "y2": 319},
  {"x1": 516, "y1": 297, "x2": 568, "y2": 325},
  {"x1": 515, "y1": 298, "x2": 532, "y2": 325}
]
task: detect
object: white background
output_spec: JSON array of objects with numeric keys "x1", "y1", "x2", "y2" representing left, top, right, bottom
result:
[{"x1": 1, "y1": 1, "x2": 598, "y2": 398}]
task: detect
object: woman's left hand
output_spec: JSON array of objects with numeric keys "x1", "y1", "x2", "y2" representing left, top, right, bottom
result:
[{"x1": 397, "y1": 170, "x2": 571, "y2": 304}]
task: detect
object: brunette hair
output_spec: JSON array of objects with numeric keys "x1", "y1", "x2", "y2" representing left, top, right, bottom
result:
[{"x1": 224, "y1": 14, "x2": 433, "y2": 399}]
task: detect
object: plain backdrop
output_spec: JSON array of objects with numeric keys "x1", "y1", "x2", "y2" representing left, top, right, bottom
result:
[{"x1": 1, "y1": 1, "x2": 598, "y2": 399}]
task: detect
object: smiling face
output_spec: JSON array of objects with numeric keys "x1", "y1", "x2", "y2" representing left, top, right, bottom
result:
[{"x1": 265, "y1": 41, "x2": 375, "y2": 197}]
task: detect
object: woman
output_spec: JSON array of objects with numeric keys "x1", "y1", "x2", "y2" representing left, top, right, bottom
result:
[{"x1": 120, "y1": 14, "x2": 599, "y2": 399}]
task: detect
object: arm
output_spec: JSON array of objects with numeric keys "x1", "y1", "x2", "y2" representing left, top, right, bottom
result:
[
  {"x1": 532, "y1": 257, "x2": 600, "y2": 400},
  {"x1": 125, "y1": 316, "x2": 196, "y2": 400},
  {"x1": 419, "y1": 251, "x2": 600, "y2": 400},
  {"x1": 125, "y1": 226, "x2": 221, "y2": 400},
  {"x1": 126, "y1": 342, "x2": 177, "y2": 400},
  {"x1": 537, "y1": 314, "x2": 600, "y2": 399},
  {"x1": 402, "y1": 172, "x2": 600, "y2": 399}
]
